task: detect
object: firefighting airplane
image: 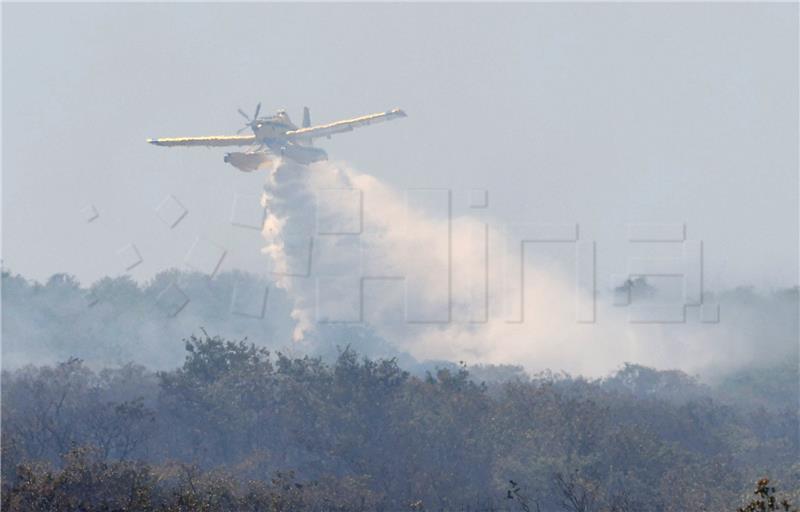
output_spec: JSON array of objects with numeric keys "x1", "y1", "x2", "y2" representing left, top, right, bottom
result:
[{"x1": 147, "y1": 104, "x2": 406, "y2": 172}]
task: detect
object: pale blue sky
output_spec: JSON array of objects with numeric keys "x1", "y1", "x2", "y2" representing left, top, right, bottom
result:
[{"x1": 3, "y1": 3, "x2": 798, "y2": 289}]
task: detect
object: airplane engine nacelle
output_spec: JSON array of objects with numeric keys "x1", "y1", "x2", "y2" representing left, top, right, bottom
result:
[{"x1": 223, "y1": 151, "x2": 273, "y2": 172}]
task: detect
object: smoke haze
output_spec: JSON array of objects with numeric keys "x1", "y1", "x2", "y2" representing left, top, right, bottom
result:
[{"x1": 258, "y1": 160, "x2": 798, "y2": 377}]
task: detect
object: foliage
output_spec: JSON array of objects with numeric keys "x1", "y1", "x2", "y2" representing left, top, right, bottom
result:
[
  {"x1": 2, "y1": 333, "x2": 798, "y2": 510},
  {"x1": 737, "y1": 479, "x2": 797, "y2": 512}
]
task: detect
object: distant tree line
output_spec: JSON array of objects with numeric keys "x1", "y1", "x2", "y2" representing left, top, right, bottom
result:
[{"x1": 2, "y1": 269, "x2": 798, "y2": 380}]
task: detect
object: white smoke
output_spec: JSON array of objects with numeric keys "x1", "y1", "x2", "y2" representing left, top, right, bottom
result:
[{"x1": 261, "y1": 160, "x2": 797, "y2": 377}]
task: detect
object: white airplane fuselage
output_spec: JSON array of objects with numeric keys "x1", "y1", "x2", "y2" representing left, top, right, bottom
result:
[
  {"x1": 224, "y1": 115, "x2": 328, "y2": 171},
  {"x1": 252, "y1": 120, "x2": 294, "y2": 139}
]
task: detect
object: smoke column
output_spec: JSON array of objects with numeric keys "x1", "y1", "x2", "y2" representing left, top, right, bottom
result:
[{"x1": 261, "y1": 160, "x2": 797, "y2": 377}]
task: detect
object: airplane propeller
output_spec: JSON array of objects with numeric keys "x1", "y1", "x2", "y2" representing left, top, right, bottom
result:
[{"x1": 236, "y1": 102, "x2": 262, "y2": 134}]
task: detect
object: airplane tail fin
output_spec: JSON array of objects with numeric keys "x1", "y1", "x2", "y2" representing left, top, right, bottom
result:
[{"x1": 302, "y1": 107, "x2": 311, "y2": 128}]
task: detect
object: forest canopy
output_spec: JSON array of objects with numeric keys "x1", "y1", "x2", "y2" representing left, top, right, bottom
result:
[{"x1": 2, "y1": 332, "x2": 798, "y2": 511}]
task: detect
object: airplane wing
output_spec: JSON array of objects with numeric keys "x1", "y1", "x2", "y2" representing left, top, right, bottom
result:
[
  {"x1": 285, "y1": 108, "x2": 406, "y2": 141},
  {"x1": 147, "y1": 135, "x2": 256, "y2": 147}
]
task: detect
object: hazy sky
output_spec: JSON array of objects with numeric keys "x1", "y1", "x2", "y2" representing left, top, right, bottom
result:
[{"x1": 3, "y1": 3, "x2": 797, "y2": 289}]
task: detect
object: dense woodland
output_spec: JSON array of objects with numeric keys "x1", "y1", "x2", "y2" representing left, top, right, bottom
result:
[
  {"x1": 2, "y1": 332, "x2": 798, "y2": 511},
  {"x1": 2, "y1": 271, "x2": 799, "y2": 510}
]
